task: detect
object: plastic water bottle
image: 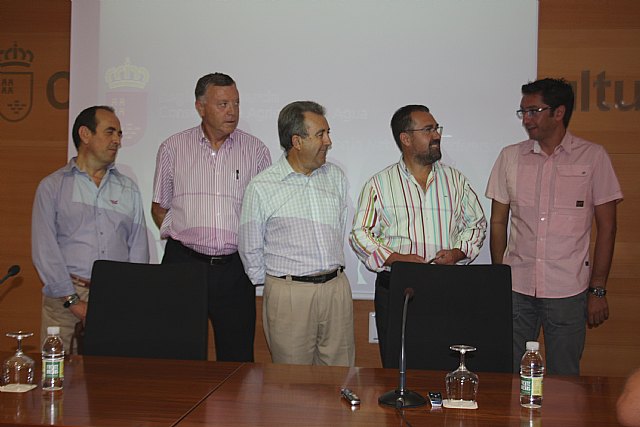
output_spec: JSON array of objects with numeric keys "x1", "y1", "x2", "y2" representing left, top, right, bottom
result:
[
  {"x1": 42, "y1": 326, "x2": 64, "y2": 391},
  {"x1": 520, "y1": 341, "x2": 544, "y2": 408}
]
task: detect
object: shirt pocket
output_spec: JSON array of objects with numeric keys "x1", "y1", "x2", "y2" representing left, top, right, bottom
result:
[
  {"x1": 512, "y1": 164, "x2": 538, "y2": 207},
  {"x1": 553, "y1": 165, "x2": 591, "y2": 209}
]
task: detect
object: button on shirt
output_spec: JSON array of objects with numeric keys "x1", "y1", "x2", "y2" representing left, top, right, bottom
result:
[
  {"x1": 238, "y1": 155, "x2": 347, "y2": 285},
  {"x1": 350, "y1": 157, "x2": 487, "y2": 272},
  {"x1": 32, "y1": 158, "x2": 150, "y2": 298},
  {"x1": 485, "y1": 132, "x2": 623, "y2": 298},
  {"x1": 153, "y1": 126, "x2": 271, "y2": 256}
]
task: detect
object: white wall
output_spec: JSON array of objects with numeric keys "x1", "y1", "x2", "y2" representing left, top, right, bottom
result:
[{"x1": 70, "y1": 0, "x2": 537, "y2": 298}]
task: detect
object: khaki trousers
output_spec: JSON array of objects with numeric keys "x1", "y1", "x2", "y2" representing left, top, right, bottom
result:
[
  {"x1": 263, "y1": 271, "x2": 355, "y2": 366},
  {"x1": 41, "y1": 285, "x2": 90, "y2": 352}
]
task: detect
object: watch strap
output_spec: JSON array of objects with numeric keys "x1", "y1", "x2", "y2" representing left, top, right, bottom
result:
[
  {"x1": 63, "y1": 293, "x2": 81, "y2": 308},
  {"x1": 588, "y1": 286, "x2": 607, "y2": 297}
]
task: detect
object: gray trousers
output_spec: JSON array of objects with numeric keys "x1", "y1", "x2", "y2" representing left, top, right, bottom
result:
[{"x1": 512, "y1": 290, "x2": 587, "y2": 375}]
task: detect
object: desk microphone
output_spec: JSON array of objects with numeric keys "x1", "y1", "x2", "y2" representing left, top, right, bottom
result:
[
  {"x1": 379, "y1": 287, "x2": 427, "y2": 408},
  {"x1": 0, "y1": 265, "x2": 20, "y2": 285}
]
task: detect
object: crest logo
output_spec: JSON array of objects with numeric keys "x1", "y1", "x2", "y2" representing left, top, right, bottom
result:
[
  {"x1": 105, "y1": 58, "x2": 150, "y2": 146},
  {"x1": 0, "y1": 42, "x2": 34, "y2": 122}
]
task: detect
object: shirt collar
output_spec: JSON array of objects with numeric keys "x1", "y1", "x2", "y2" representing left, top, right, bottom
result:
[
  {"x1": 277, "y1": 153, "x2": 328, "y2": 180},
  {"x1": 398, "y1": 155, "x2": 440, "y2": 178},
  {"x1": 522, "y1": 131, "x2": 574, "y2": 156},
  {"x1": 198, "y1": 125, "x2": 237, "y2": 149},
  {"x1": 65, "y1": 157, "x2": 118, "y2": 176}
]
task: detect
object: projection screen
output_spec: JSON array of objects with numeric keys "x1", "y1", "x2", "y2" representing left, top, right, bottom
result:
[{"x1": 70, "y1": 0, "x2": 538, "y2": 298}]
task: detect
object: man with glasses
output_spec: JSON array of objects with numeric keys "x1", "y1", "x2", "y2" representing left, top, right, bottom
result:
[
  {"x1": 486, "y1": 78, "x2": 622, "y2": 375},
  {"x1": 350, "y1": 104, "x2": 487, "y2": 363}
]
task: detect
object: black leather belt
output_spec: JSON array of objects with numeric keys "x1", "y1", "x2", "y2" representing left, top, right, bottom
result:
[
  {"x1": 280, "y1": 267, "x2": 343, "y2": 284},
  {"x1": 168, "y1": 237, "x2": 234, "y2": 265}
]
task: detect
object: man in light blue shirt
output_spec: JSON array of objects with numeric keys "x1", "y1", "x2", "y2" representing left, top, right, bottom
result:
[
  {"x1": 32, "y1": 106, "x2": 149, "y2": 350},
  {"x1": 239, "y1": 101, "x2": 354, "y2": 366}
]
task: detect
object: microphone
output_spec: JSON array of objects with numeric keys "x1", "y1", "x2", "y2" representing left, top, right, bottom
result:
[
  {"x1": 0, "y1": 265, "x2": 20, "y2": 285},
  {"x1": 379, "y1": 287, "x2": 427, "y2": 408}
]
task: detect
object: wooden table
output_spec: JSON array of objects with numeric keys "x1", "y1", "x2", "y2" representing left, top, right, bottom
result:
[
  {"x1": 0, "y1": 355, "x2": 242, "y2": 426},
  {"x1": 0, "y1": 355, "x2": 625, "y2": 426},
  {"x1": 177, "y1": 363, "x2": 625, "y2": 427}
]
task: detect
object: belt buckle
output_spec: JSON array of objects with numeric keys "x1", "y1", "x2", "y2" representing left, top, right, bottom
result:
[{"x1": 209, "y1": 256, "x2": 228, "y2": 265}]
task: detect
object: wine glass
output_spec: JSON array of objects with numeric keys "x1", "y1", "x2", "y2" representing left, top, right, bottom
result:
[
  {"x1": 445, "y1": 344, "x2": 479, "y2": 403},
  {"x1": 2, "y1": 331, "x2": 35, "y2": 389}
]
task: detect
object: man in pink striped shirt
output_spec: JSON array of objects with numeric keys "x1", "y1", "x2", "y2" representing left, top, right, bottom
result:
[
  {"x1": 152, "y1": 73, "x2": 271, "y2": 362},
  {"x1": 486, "y1": 78, "x2": 622, "y2": 375}
]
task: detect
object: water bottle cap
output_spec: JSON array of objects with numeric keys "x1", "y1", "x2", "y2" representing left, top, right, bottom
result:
[
  {"x1": 526, "y1": 341, "x2": 539, "y2": 351},
  {"x1": 47, "y1": 326, "x2": 60, "y2": 335}
]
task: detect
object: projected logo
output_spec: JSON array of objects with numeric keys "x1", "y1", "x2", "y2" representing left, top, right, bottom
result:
[
  {"x1": 0, "y1": 42, "x2": 34, "y2": 122},
  {"x1": 105, "y1": 58, "x2": 149, "y2": 146}
]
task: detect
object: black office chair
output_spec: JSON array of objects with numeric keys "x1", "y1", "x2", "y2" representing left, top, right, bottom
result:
[
  {"x1": 83, "y1": 260, "x2": 209, "y2": 360},
  {"x1": 383, "y1": 262, "x2": 513, "y2": 373}
]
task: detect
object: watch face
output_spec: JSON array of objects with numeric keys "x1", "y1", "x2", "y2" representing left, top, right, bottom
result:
[{"x1": 590, "y1": 287, "x2": 606, "y2": 297}]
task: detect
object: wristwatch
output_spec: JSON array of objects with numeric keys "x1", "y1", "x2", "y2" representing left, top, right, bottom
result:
[
  {"x1": 588, "y1": 286, "x2": 607, "y2": 297},
  {"x1": 63, "y1": 293, "x2": 80, "y2": 308}
]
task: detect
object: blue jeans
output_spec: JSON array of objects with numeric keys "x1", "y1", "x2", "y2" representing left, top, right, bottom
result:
[{"x1": 512, "y1": 291, "x2": 587, "y2": 375}]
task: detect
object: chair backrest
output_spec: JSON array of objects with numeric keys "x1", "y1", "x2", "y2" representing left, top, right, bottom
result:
[
  {"x1": 383, "y1": 262, "x2": 512, "y2": 373},
  {"x1": 84, "y1": 260, "x2": 209, "y2": 360}
]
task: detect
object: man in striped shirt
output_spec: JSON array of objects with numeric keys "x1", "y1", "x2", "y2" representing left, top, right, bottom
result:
[
  {"x1": 350, "y1": 104, "x2": 487, "y2": 363},
  {"x1": 239, "y1": 101, "x2": 355, "y2": 366},
  {"x1": 152, "y1": 73, "x2": 271, "y2": 362}
]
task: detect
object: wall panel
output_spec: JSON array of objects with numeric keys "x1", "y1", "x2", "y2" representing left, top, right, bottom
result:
[
  {"x1": 539, "y1": 0, "x2": 640, "y2": 376},
  {"x1": 1, "y1": 0, "x2": 638, "y2": 376},
  {"x1": 0, "y1": 0, "x2": 70, "y2": 354}
]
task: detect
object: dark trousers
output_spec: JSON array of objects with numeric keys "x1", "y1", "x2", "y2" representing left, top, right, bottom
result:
[
  {"x1": 374, "y1": 271, "x2": 391, "y2": 366},
  {"x1": 162, "y1": 238, "x2": 256, "y2": 362},
  {"x1": 512, "y1": 290, "x2": 587, "y2": 375}
]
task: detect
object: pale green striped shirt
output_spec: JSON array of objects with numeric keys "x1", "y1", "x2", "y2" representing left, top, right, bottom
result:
[{"x1": 239, "y1": 155, "x2": 347, "y2": 284}]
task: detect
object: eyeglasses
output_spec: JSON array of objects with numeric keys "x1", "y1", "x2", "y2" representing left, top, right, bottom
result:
[
  {"x1": 516, "y1": 106, "x2": 551, "y2": 119},
  {"x1": 404, "y1": 125, "x2": 443, "y2": 136}
]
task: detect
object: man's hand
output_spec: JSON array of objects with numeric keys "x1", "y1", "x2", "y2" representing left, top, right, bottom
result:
[
  {"x1": 151, "y1": 202, "x2": 168, "y2": 229},
  {"x1": 383, "y1": 253, "x2": 426, "y2": 266},
  {"x1": 69, "y1": 300, "x2": 88, "y2": 323},
  {"x1": 432, "y1": 249, "x2": 465, "y2": 265},
  {"x1": 587, "y1": 294, "x2": 609, "y2": 328}
]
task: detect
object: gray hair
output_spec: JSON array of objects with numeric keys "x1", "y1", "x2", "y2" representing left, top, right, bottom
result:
[{"x1": 278, "y1": 101, "x2": 326, "y2": 151}]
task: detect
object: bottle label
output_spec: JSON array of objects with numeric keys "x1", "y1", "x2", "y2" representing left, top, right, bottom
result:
[
  {"x1": 43, "y1": 357, "x2": 64, "y2": 380},
  {"x1": 520, "y1": 375, "x2": 543, "y2": 396}
]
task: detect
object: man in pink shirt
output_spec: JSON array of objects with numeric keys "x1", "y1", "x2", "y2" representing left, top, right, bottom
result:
[
  {"x1": 486, "y1": 78, "x2": 622, "y2": 375},
  {"x1": 152, "y1": 73, "x2": 271, "y2": 362}
]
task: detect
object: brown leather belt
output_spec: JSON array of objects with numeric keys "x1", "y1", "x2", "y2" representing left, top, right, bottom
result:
[
  {"x1": 280, "y1": 267, "x2": 343, "y2": 284},
  {"x1": 70, "y1": 274, "x2": 90, "y2": 288}
]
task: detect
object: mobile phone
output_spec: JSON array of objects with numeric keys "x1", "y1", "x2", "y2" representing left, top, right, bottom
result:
[
  {"x1": 428, "y1": 391, "x2": 443, "y2": 407},
  {"x1": 341, "y1": 388, "x2": 361, "y2": 406}
]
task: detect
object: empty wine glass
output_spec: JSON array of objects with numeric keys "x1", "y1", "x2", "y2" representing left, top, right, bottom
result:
[
  {"x1": 2, "y1": 331, "x2": 35, "y2": 389},
  {"x1": 445, "y1": 344, "x2": 479, "y2": 403}
]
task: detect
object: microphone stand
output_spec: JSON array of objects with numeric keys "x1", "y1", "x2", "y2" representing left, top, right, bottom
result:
[{"x1": 378, "y1": 288, "x2": 427, "y2": 408}]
